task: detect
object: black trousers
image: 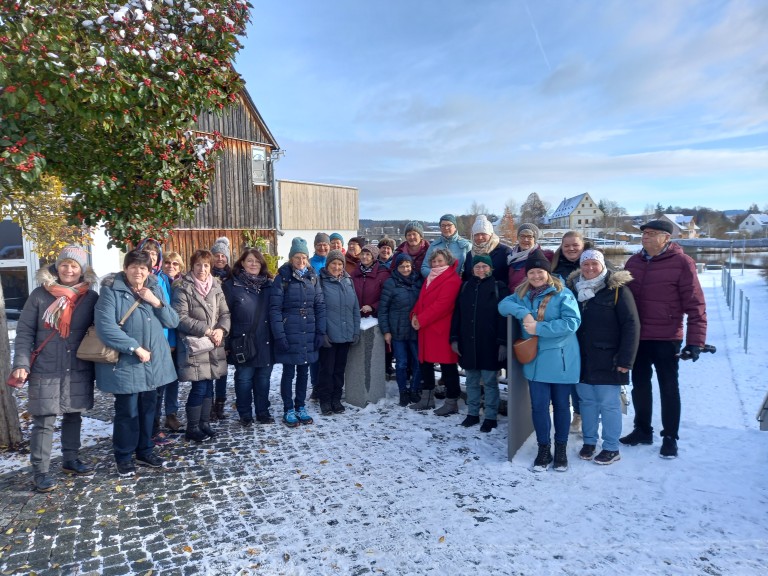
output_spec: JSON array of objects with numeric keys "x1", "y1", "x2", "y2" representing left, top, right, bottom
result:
[
  {"x1": 317, "y1": 343, "x2": 351, "y2": 403},
  {"x1": 420, "y1": 362, "x2": 460, "y2": 399},
  {"x1": 630, "y1": 340, "x2": 682, "y2": 439}
]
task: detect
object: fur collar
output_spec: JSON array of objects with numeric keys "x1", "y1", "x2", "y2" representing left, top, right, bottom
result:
[{"x1": 566, "y1": 268, "x2": 633, "y2": 290}]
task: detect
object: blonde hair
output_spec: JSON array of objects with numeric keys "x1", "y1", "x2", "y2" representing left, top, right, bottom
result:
[
  {"x1": 164, "y1": 251, "x2": 185, "y2": 273},
  {"x1": 515, "y1": 272, "x2": 563, "y2": 298}
]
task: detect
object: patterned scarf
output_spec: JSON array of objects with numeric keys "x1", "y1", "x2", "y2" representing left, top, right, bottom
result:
[
  {"x1": 471, "y1": 233, "x2": 500, "y2": 256},
  {"x1": 508, "y1": 243, "x2": 541, "y2": 266},
  {"x1": 527, "y1": 284, "x2": 548, "y2": 304},
  {"x1": 42, "y1": 281, "x2": 90, "y2": 338},
  {"x1": 237, "y1": 270, "x2": 268, "y2": 291}
]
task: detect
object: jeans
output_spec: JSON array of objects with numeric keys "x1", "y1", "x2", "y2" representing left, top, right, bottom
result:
[
  {"x1": 234, "y1": 365, "x2": 273, "y2": 418},
  {"x1": 155, "y1": 380, "x2": 180, "y2": 420},
  {"x1": 281, "y1": 364, "x2": 309, "y2": 412},
  {"x1": 570, "y1": 385, "x2": 581, "y2": 415},
  {"x1": 465, "y1": 369, "x2": 499, "y2": 420},
  {"x1": 631, "y1": 340, "x2": 682, "y2": 439},
  {"x1": 309, "y1": 360, "x2": 319, "y2": 391},
  {"x1": 392, "y1": 339, "x2": 421, "y2": 393},
  {"x1": 420, "y1": 362, "x2": 460, "y2": 398},
  {"x1": 318, "y1": 343, "x2": 351, "y2": 403},
  {"x1": 214, "y1": 373, "x2": 228, "y2": 401},
  {"x1": 528, "y1": 380, "x2": 571, "y2": 445},
  {"x1": 113, "y1": 391, "x2": 156, "y2": 462},
  {"x1": 577, "y1": 383, "x2": 622, "y2": 451},
  {"x1": 187, "y1": 379, "x2": 214, "y2": 408}
]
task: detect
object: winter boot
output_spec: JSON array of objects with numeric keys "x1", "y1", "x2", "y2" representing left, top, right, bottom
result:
[
  {"x1": 200, "y1": 398, "x2": 217, "y2": 439},
  {"x1": 479, "y1": 419, "x2": 497, "y2": 433},
  {"x1": 434, "y1": 398, "x2": 459, "y2": 417},
  {"x1": 460, "y1": 415, "x2": 480, "y2": 427},
  {"x1": 398, "y1": 391, "x2": 410, "y2": 407},
  {"x1": 165, "y1": 413, "x2": 182, "y2": 432},
  {"x1": 409, "y1": 389, "x2": 421, "y2": 404},
  {"x1": 554, "y1": 442, "x2": 569, "y2": 472},
  {"x1": 532, "y1": 444, "x2": 552, "y2": 472},
  {"x1": 409, "y1": 390, "x2": 435, "y2": 410},
  {"x1": 185, "y1": 405, "x2": 208, "y2": 443},
  {"x1": 214, "y1": 398, "x2": 227, "y2": 420}
]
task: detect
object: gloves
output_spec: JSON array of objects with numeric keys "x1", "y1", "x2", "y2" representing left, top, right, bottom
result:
[
  {"x1": 277, "y1": 338, "x2": 290, "y2": 353},
  {"x1": 681, "y1": 344, "x2": 701, "y2": 362},
  {"x1": 352, "y1": 334, "x2": 360, "y2": 346},
  {"x1": 450, "y1": 341, "x2": 460, "y2": 355},
  {"x1": 498, "y1": 344, "x2": 508, "y2": 363},
  {"x1": 321, "y1": 335, "x2": 332, "y2": 348}
]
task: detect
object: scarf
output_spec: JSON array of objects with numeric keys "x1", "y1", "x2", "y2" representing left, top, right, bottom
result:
[
  {"x1": 406, "y1": 240, "x2": 427, "y2": 255},
  {"x1": 471, "y1": 233, "x2": 500, "y2": 256},
  {"x1": 237, "y1": 270, "x2": 268, "y2": 291},
  {"x1": 360, "y1": 262, "x2": 374, "y2": 275},
  {"x1": 574, "y1": 269, "x2": 608, "y2": 302},
  {"x1": 193, "y1": 274, "x2": 213, "y2": 298},
  {"x1": 426, "y1": 264, "x2": 448, "y2": 288},
  {"x1": 42, "y1": 281, "x2": 90, "y2": 338},
  {"x1": 508, "y1": 243, "x2": 540, "y2": 266},
  {"x1": 527, "y1": 284, "x2": 548, "y2": 304}
]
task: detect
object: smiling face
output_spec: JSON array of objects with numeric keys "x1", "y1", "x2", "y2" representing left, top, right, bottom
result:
[
  {"x1": 431, "y1": 253, "x2": 448, "y2": 267},
  {"x1": 125, "y1": 262, "x2": 150, "y2": 289},
  {"x1": 348, "y1": 241, "x2": 361, "y2": 256},
  {"x1": 193, "y1": 260, "x2": 211, "y2": 282},
  {"x1": 561, "y1": 235, "x2": 584, "y2": 262},
  {"x1": 328, "y1": 259, "x2": 344, "y2": 277},
  {"x1": 581, "y1": 259, "x2": 604, "y2": 280},
  {"x1": 360, "y1": 250, "x2": 374, "y2": 266},
  {"x1": 526, "y1": 268, "x2": 549, "y2": 288},
  {"x1": 291, "y1": 253, "x2": 308, "y2": 270},
  {"x1": 405, "y1": 230, "x2": 422, "y2": 247},
  {"x1": 242, "y1": 254, "x2": 262, "y2": 275},
  {"x1": 379, "y1": 245, "x2": 393, "y2": 260},
  {"x1": 315, "y1": 242, "x2": 330, "y2": 257},
  {"x1": 517, "y1": 231, "x2": 536, "y2": 251},
  {"x1": 473, "y1": 262, "x2": 491, "y2": 279},
  {"x1": 641, "y1": 229, "x2": 670, "y2": 257},
  {"x1": 162, "y1": 258, "x2": 181, "y2": 278},
  {"x1": 57, "y1": 259, "x2": 82, "y2": 287},
  {"x1": 439, "y1": 221, "x2": 456, "y2": 238},
  {"x1": 397, "y1": 260, "x2": 412, "y2": 275},
  {"x1": 473, "y1": 232, "x2": 491, "y2": 245},
  {"x1": 330, "y1": 238, "x2": 343, "y2": 251}
]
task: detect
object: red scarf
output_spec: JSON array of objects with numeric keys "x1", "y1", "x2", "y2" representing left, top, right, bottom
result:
[{"x1": 42, "y1": 282, "x2": 89, "y2": 338}]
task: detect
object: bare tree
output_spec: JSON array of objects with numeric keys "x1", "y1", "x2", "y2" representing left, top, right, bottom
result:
[{"x1": 519, "y1": 193, "x2": 549, "y2": 225}]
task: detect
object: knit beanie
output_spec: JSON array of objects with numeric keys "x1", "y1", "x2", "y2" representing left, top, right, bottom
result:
[
  {"x1": 394, "y1": 253, "x2": 413, "y2": 268},
  {"x1": 377, "y1": 236, "x2": 396, "y2": 250},
  {"x1": 349, "y1": 236, "x2": 367, "y2": 247},
  {"x1": 525, "y1": 249, "x2": 551, "y2": 273},
  {"x1": 361, "y1": 244, "x2": 380, "y2": 260},
  {"x1": 326, "y1": 249, "x2": 345, "y2": 266},
  {"x1": 56, "y1": 245, "x2": 88, "y2": 270},
  {"x1": 289, "y1": 237, "x2": 309, "y2": 258},
  {"x1": 314, "y1": 232, "x2": 331, "y2": 246},
  {"x1": 580, "y1": 249, "x2": 605, "y2": 268},
  {"x1": 330, "y1": 232, "x2": 344, "y2": 243},
  {"x1": 517, "y1": 223, "x2": 540, "y2": 243},
  {"x1": 472, "y1": 215, "x2": 494, "y2": 236},
  {"x1": 210, "y1": 236, "x2": 231, "y2": 262},
  {"x1": 404, "y1": 221, "x2": 424, "y2": 238},
  {"x1": 472, "y1": 254, "x2": 493, "y2": 269},
  {"x1": 439, "y1": 214, "x2": 457, "y2": 227}
]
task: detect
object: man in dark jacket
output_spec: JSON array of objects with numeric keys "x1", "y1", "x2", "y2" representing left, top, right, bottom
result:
[{"x1": 620, "y1": 220, "x2": 707, "y2": 459}]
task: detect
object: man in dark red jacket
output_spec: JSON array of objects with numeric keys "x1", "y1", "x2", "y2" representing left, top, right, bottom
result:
[{"x1": 620, "y1": 220, "x2": 707, "y2": 459}]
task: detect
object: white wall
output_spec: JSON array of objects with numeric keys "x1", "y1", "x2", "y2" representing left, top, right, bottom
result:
[{"x1": 277, "y1": 229, "x2": 358, "y2": 264}]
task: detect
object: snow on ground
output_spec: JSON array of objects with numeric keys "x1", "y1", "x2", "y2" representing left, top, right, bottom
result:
[{"x1": 1, "y1": 269, "x2": 767, "y2": 574}]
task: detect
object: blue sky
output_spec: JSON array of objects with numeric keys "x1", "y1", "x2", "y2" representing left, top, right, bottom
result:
[{"x1": 238, "y1": 0, "x2": 768, "y2": 219}]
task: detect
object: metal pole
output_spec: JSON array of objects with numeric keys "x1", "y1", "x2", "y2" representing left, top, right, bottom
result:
[
  {"x1": 506, "y1": 316, "x2": 534, "y2": 461},
  {"x1": 738, "y1": 290, "x2": 743, "y2": 337},
  {"x1": 731, "y1": 279, "x2": 736, "y2": 318},
  {"x1": 741, "y1": 234, "x2": 746, "y2": 276},
  {"x1": 744, "y1": 297, "x2": 750, "y2": 354}
]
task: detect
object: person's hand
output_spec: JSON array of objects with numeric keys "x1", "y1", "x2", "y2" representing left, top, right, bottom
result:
[
  {"x1": 450, "y1": 341, "x2": 460, "y2": 355},
  {"x1": 352, "y1": 334, "x2": 360, "y2": 346},
  {"x1": 7, "y1": 368, "x2": 28, "y2": 388},
  {"x1": 681, "y1": 345, "x2": 701, "y2": 362},
  {"x1": 135, "y1": 347, "x2": 151, "y2": 363},
  {"x1": 321, "y1": 335, "x2": 332, "y2": 348},
  {"x1": 208, "y1": 328, "x2": 224, "y2": 347},
  {"x1": 383, "y1": 333, "x2": 392, "y2": 345},
  {"x1": 360, "y1": 305, "x2": 373, "y2": 315},
  {"x1": 498, "y1": 345, "x2": 507, "y2": 363},
  {"x1": 522, "y1": 316, "x2": 538, "y2": 335},
  {"x1": 135, "y1": 287, "x2": 162, "y2": 308},
  {"x1": 617, "y1": 366, "x2": 629, "y2": 373},
  {"x1": 411, "y1": 315, "x2": 420, "y2": 330},
  {"x1": 277, "y1": 338, "x2": 290, "y2": 353}
]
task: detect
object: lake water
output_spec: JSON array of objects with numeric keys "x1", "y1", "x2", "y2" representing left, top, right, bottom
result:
[{"x1": 607, "y1": 246, "x2": 768, "y2": 269}]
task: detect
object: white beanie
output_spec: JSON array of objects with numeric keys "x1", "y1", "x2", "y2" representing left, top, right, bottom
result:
[
  {"x1": 472, "y1": 215, "x2": 494, "y2": 236},
  {"x1": 580, "y1": 249, "x2": 605, "y2": 268}
]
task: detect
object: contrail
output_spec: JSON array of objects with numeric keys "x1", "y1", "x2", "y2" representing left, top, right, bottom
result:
[{"x1": 523, "y1": 0, "x2": 552, "y2": 72}]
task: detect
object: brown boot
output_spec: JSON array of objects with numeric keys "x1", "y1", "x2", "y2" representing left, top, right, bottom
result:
[
  {"x1": 164, "y1": 413, "x2": 182, "y2": 431},
  {"x1": 214, "y1": 398, "x2": 226, "y2": 420}
]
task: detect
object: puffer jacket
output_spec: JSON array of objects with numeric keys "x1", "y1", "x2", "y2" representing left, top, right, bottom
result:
[
  {"x1": 13, "y1": 266, "x2": 99, "y2": 415},
  {"x1": 567, "y1": 270, "x2": 640, "y2": 385},
  {"x1": 351, "y1": 261, "x2": 391, "y2": 318},
  {"x1": 172, "y1": 273, "x2": 231, "y2": 382},
  {"x1": 394, "y1": 239, "x2": 430, "y2": 273},
  {"x1": 498, "y1": 284, "x2": 581, "y2": 384},
  {"x1": 270, "y1": 263, "x2": 327, "y2": 365},
  {"x1": 450, "y1": 275, "x2": 509, "y2": 371},
  {"x1": 378, "y1": 267, "x2": 423, "y2": 341},
  {"x1": 624, "y1": 242, "x2": 707, "y2": 346},
  {"x1": 319, "y1": 268, "x2": 361, "y2": 344},
  {"x1": 94, "y1": 272, "x2": 179, "y2": 394},
  {"x1": 421, "y1": 233, "x2": 471, "y2": 278},
  {"x1": 222, "y1": 274, "x2": 274, "y2": 367},
  {"x1": 412, "y1": 261, "x2": 462, "y2": 363}
]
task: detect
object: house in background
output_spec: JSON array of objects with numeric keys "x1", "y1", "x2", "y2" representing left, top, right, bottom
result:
[
  {"x1": 548, "y1": 193, "x2": 604, "y2": 231},
  {"x1": 738, "y1": 213, "x2": 768, "y2": 236},
  {"x1": 660, "y1": 214, "x2": 699, "y2": 239}
]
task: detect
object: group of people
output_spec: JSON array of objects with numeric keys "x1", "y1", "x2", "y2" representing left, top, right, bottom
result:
[{"x1": 10, "y1": 213, "x2": 707, "y2": 491}]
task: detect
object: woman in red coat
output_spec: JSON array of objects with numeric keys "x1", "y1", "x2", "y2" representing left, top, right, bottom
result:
[{"x1": 409, "y1": 249, "x2": 461, "y2": 415}]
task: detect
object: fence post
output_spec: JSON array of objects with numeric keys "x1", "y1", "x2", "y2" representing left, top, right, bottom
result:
[
  {"x1": 731, "y1": 279, "x2": 737, "y2": 318},
  {"x1": 507, "y1": 316, "x2": 534, "y2": 461},
  {"x1": 744, "y1": 297, "x2": 750, "y2": 354},
  {"x1": 738, "y1": 290, "x2": 744, "y2": 337}
]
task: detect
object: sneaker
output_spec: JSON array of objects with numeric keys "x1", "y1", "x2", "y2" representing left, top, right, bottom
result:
[
  {"x1": 570, "y1": 413, "x2": 582, "y2": 435},
  {"x1": 331, "y1": 401, "x2": 346, "y2": 414},
  {"x1": 479, "y1": 419, "x2": 497, "y2": 433},
  {"x1": 659, "y1": 436, "x2": 678, "y2": 459},
  {"x1": 136, "y1": 453, "x2": 164, "y2": 468},
  {"x1": 283, "y1": 409, "x2": 300, "y2": 428},
  {"x1": 297, "y1": 406, "x2": 314, "y2": 424},
  {"x1": 256, "y1": 412, "x2": 275, "y2": 424},
  {"x1": 594, "y1": 450, "x2": 621, "y2": 465},
  {"x1": 553, "y1": 442, "x2": 568, "y2": 472},
  {"x1": 115, "y1": 460, "x2": 136, "y2": 476},
  {"x1": 62, "y1": 459, "x2": 95, "y2": 475},
  {"x1": 460, "y1": 415, "x2": 480, "y2": 427},
  {"x1": 152, "y1": 431, "x2": 174, "y2": 446},
  {"x1": 579, "y1": 444, "x2": 596, "y2": 460},
  {"x1": 619, "y1": 429, "x2": 653, "y2": 446},
  {"x1": 532, "y1": 444, "x2": 553, "y2": 472},
  {"x1": 33, "y1": 473, "x2": 57, "y2": 493}
]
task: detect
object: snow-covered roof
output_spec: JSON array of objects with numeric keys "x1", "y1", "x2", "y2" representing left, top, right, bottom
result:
[
  {"x1": 747, "y1": 214, "x2": 768, "y2": 225},
  {"x1": 550, "y1": 193, "x2": 588, "y2": 218},
  {"x1": 663, "y1": 213, "x2": 700, "y2": 230}
]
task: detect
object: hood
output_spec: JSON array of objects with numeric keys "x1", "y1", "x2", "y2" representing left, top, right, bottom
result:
[
  {"x1": 37, "y1": 264, "x2": 99, "y2": 288},
  {"x1": 137, "y1": 237, "x2": 163, "y2": 274}
]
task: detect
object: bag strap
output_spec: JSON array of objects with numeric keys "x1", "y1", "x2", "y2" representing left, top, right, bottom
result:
[
  {"x1": 118, "y1": 299, "x2": 142, "y2": 327},
  {"x1": 536, "y1": 293, "x2": 554, "y2": 322},
  {"x1": 30, "y1": 294, "x2": 89, "y2": 367}
]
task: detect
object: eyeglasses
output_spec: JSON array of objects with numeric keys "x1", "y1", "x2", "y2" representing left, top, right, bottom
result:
[
  {"x1": 440, "y1": 223, "x2": 455, "y2": 229},
  {"x1": 145, "y1": 250, "x2": 158, "y2": 257},
  {"x1": 518, "y1": 234, "x2": 535, "y2": 240},
  {"x1": 165, "y1": 261, "x2": 181, "y2": 267},
  {"x1": 642, "y1": 230, "x2": 668, "y2": 237}
]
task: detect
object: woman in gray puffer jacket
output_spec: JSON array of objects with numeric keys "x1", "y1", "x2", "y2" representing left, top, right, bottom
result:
[
  {"x1": 172, "y1": 249, "x2": 231, "y2": 443},
  {"x1": 11, "y1": 246, "x2": 98, "y2": 493}
]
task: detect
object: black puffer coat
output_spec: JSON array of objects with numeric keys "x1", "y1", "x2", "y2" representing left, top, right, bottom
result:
[
  {"x1": 222, "y1": 275, "x2": 274, "y2": 367},
  {"x1": 450, "y1": 274, "x2": 509, "y2": 371},
  {"x1": 378, "y1": 268, "x2": 422, "y2": 341},
  {"x1": 567, "y1": 270, "x2": 640, "y2": 385}
]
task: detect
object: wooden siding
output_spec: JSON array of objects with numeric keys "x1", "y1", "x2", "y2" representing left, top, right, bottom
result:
[
  {"x1": 279, "y1": 180, "x2": 359, "y2": 230},
  {"x1": 162, "y1": 229, "x2": 275, "y2": 270},
  {"x1": 196, "y1": 93, "x2": 272, "y2": 144}
]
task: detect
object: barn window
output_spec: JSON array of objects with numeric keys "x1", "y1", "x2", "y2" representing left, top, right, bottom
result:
[{"x1": 252, "y1": 146, "x2": 267, "y2": 186}]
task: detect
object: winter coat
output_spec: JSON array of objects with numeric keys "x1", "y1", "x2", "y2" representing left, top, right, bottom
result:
[
  {"x1": 344, "y1": 252, "x2": 360, "y2": 276},
  {"x1": 498, "y1": 284, "x2": 581, "y2": 384},
  {"x1": 137, "y1": 238, "x2": 175, "y2": 347},
  {"x1": 463, "y1": 243, "x2": 514, "y2": 284},
  {"x1": 309, "y1": 254, "x2": 326, "y2": 273},
  {"x1": 624, "y1": 242, "x2": 707, "y2": 345},
  {"x1": 412, "y1": 261, "x2": 462, "y2": 364},
  {"x1": 172, "y1": 273, "x2": 231, "y2": 382},
  {"x1": 12, "y1": 266, "x2": 99, "y2": 415},
  {"x1": 450, "y1": 275, "x2": 509, "y2": 371},
  {"x1": 394, "y1": 239, "x2": 430, "y2": 273},
  {"x1": 351, "y1": 262, "x2": 391, "y2": 318},
  {"x1": 270, "y1": 263, "x2": 327, "y2": 365},
  {"x1": 319, "y1": 268, "x2": 361, "y2": 344},
  {"x1": 421, "y1": 234, "x2": 471, "y2": 278},
  {"x1": 222, "y1": 275, "x2": 274, "y2": 368},
  {"x1": 507, "y1": 247, "x2": 554, "y2": 290},
  {"x1": 378, "y1": 268, "x2": 423, "y2": 341},
  {"x1": 552, "y1": 242, "x2": 614, "y2": 282},
  {"x1": 94, "y1": 272, "x2": 179, "y2": 394},
  {"x1": 566, "y1": 270, "x2": 640, "y2": 385}
]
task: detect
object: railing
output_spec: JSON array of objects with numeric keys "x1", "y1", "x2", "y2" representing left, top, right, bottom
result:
[{"x1": 721, "y1": 267, "x2": 750, "y2": 353}]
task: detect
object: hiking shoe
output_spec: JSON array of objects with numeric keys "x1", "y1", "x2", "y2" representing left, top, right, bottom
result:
[
  {"x1": 296, "y1": 406, "x2": 314, "y2": 424},
  {"x1": 309, "y1": 388, "x2": 319, "y2": 402},
  {"x1": 115, "y1": 460, "x2": 136, "y2": 476},
  {"x1": 152, "y1": 431, "x2": 174, "y2": 446},
  {"x1": 480, "y1": 419, "x2": 497, "y2": 433},
  {"x1": 619, "y1": 429, "x2": 653, "y2": 446},
  {"x1": 62, "y1": 459, "x2": 95, "y2": 475},
  {"x1": 660, "y1": 437, "x2": 678, "y2": 459},
  {"x1": 164, "y1": 413, "x2": 182, "y2": 431},
  {"x1": 33, "y1": 473, "x2": 57, "y2": 493},
  {"x1": 320, "y1": 402, "x2": 334, "y2": 416},
  {"x1": 283, "y1": 409, "x2": 300, "y2": 428},
  {"x1": 136, "y1": 453, "x2": 164, "y2": 468},
  {"x1": 532, "y1": 444, "x2": 552, "y2": 472},
  {"x1": 331, "y1": 401, "x2": 346, "y2": 414},
  {"x1": 579, "y1": 444, "x2": 596, "y2": 460},
  {"x1": 594, "y1": 450, "x2": 621, "y2": 465},
  {"x1": 554, "y1": 442, "x2": 568, "y2": 472}
]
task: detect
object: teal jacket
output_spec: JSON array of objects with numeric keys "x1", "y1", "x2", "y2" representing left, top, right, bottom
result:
[
  {"x1": 498, "y1": 285, "x2": 581, "y2": 384},
  {"x1": 421, "y1": 233, "x2": 471, "y2": 278}
]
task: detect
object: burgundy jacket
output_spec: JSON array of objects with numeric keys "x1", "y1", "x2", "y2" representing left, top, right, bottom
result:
[
  {"x1": 351, "y1": 262, "x2": 391, "y2": 318},
  {"x1": 623, "y1": 242, "x2": 707, "y2": 346},
  {"x1": 394, "y1": 240, "x2": 430, "y2": 274}
]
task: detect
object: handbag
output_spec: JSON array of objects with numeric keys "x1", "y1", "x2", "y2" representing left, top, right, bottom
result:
[
  {"x1": 185, "y1": 335, "x2": 215, "y2": 357},
  {"x1": 228, "y1": 333, "x2": 256, "y2": 364},
  {"x1": 513, "y1": 293, "x2": 554, "y2": 364},
  {"x1": 77, "y1": 299, "x2": 141, "y2": 363}
]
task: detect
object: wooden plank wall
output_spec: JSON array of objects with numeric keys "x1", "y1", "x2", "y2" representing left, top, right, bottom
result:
[
  {"x1": 279, "y1": 180, "x2": 359, "y2": 230},
  {"x1": 162, "y1": 229, "x2": 275, "y2": 270},
  {"x1": 197, "y1": 94, "x2": 267, "y2": 143}
]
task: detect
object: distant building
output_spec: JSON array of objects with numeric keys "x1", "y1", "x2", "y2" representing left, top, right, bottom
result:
[
  {"x1": 549, "y1": 193, "x2": 603, "y2": 229},
  {"x1": 738, "y1": 213, "x2": 768, "y2": 236},
  {"x1": 660, "y1": 214, "x2": 699, "y2": 239}
]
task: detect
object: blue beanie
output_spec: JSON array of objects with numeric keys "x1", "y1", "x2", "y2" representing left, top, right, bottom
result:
[
  {"x1": 439, "y1": 214, "x2": 457, "y2": 227},
  {"x1": 289, "y1": 237, "x2": 309, "y2": 258},
  {"x1": 330, "y1": 232, "x2": 344, "y2": 243},
  {"x1": 394, "y1": 253, "x2": 413, "y2": 268}
]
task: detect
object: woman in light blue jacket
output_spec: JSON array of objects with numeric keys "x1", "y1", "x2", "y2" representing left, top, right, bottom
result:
[{"x1": 498, "y1": 249, "x2": 580, "y2": 473}]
